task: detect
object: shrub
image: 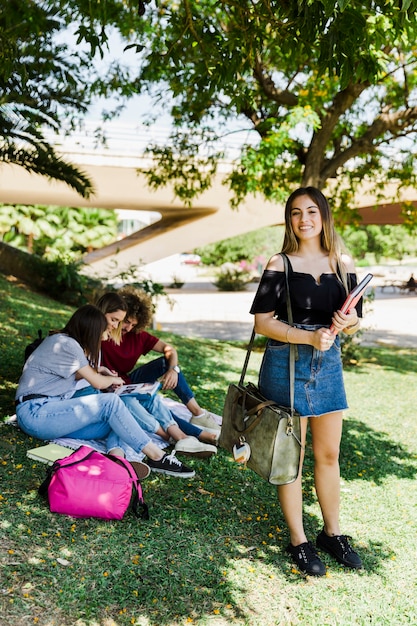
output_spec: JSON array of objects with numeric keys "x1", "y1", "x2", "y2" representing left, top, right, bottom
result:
[{"x1": 213, "y1": 262, "x2": 252, "y2": 291}]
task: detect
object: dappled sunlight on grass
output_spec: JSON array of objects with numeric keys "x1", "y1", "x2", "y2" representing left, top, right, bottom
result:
[{"x1": 1, "y1": 272, "x2": 417, "y2": 625}]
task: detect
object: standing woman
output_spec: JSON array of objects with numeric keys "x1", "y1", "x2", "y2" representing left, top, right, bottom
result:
[{"x1": 250, "y1": 187, "x2": 363, "y2": 576}]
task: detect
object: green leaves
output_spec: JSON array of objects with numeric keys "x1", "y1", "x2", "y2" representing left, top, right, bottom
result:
[
  {"x1": 0, "y1": 204, "x2": 118, "y2": 258},
  {"x1": 121, "y1": 0, "x2": 417, "y2": 218},
  {"x1": 141, "y1": 129, "x2": 224, "y2": 205},
  {"x1": 3, "y1": 0, "x2": 417, "y2": 219}
]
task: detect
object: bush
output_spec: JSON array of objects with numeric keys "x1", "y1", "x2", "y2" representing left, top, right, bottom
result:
[
  {"x1": 195, "y1": 225, "x2": 284, "y2": 266},
  {"x1": 213, "y1": 262, "x2": 252, "y2": 291}
]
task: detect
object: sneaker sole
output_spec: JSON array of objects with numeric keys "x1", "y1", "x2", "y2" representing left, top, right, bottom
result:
[
  {"x1": 190, "y1": 419, "x2": 221, "y2": 431},
  {"x1": 175, "y1": 449, "x2": 217, "y2": 458},
  {"x1": 198, "y1": 426, "x2": 221, "y2": 434},
  {"x1": 149, "y1": 467, "x2": 195, "y2": 478},
  {"x1": 130, "y1": 461, "x2": 151, "y2": 481}
]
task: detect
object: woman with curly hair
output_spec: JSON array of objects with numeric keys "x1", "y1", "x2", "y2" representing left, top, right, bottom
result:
[
  {"x1": 15, "y1": 305, "x2": 195, "y2": 478},
  {"x1": 95, "y1": 290, "x2": 218, "y2": 457}
]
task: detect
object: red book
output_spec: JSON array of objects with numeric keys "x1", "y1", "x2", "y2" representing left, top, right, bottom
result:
[{"x1": 330, "y1": 273, "x2": 373, "y2": 333}]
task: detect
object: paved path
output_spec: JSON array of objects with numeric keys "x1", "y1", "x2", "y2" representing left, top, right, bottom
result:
[{"x1": 152, "y1": 269, "x2": 416, "y2": 348}]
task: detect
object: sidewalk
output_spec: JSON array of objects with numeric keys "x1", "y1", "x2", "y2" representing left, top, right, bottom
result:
[{"x1": 150, "y1": 262, "x2": 416, "y2": 348}]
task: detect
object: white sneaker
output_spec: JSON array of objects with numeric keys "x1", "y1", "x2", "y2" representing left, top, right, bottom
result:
[
  {"x1": 190, "y1": 411, "x2": 221, "y2": 432},
  {"x1": 175, "y1": 436, "x2": 217, "y2": 458},
  {"x1": 201, "y1": 426, "x2": 221, "y2": 436}
]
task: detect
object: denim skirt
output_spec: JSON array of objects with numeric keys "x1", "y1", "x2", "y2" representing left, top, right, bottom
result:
[{"x1": 258, "y1": 325, "x2": 348, "y2": 418}]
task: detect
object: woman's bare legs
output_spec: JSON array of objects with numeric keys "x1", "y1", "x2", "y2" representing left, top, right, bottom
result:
[
  {"x1": 198, "y1": 430, "x2": 218, "y2": 444},
  {"x1": 310, "y1": 411, "x2": 343, "y2": 536},
  {"x1": 142, "y1": 441, "x2": 167, "y2": 461},
  {"x1": 278, "y1": 412, "x2": 343, "y2": 544},
  {"x1": 277, "y1": 417, "x2": 308, "y2": 546}
]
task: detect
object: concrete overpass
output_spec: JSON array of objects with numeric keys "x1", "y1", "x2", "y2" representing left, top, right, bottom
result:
[{"x1": 0, "y1": 128, "x2": 415, "y2": 274}]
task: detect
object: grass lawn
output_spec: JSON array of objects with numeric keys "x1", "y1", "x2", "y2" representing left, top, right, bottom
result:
[{"x1": 1, "y1": 272, "x2": 417, "y2": 626}]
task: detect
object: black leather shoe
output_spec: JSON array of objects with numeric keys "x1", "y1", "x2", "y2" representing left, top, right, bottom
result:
[
  {"x1": 286, "y1": 541, "x2": 326, "y2": 576},
  {"x1": 316, "y1": 529, "x2": 363, "y2": 569}
]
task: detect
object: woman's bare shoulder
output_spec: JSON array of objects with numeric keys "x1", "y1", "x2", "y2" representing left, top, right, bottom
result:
[
  {"x1": 266, "y1": 253, "x2": 285, "y2": 271},
  {"x1": 341, "y1": 253, "x2": 356, "y2": 273}
]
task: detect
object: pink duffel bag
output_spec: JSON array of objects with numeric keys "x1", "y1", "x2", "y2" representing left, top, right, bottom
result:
[{"x1": 39, "y1": 445, "x2": 149, "y2": 520}]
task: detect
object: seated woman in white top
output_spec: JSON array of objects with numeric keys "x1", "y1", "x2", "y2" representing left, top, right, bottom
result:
[{"x1": 15, "y1": 304, "x2": 194, "y2": 478}]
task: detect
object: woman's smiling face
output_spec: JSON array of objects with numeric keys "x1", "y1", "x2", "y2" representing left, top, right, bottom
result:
[
  {"x1": 104, "y1": 309, "x2": 126, "y2": 334},
  {"x1": 290, "y1": 194, "x2": 323, "y2": 241}
]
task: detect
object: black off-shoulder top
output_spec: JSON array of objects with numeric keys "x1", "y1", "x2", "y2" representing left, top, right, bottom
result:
[{"x1": 249, "y1": 256, "x2": 361, "y2": 326}]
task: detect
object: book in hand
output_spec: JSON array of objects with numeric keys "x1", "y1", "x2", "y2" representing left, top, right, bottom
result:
[
  {"x1": 26, "y1": 443, "x2": 73, "y2": 465},
  {"x1": 113, "y1": 381, "x2": 161, "y2": 397},
  {"x1": 330, "y1": 273, "x2": 373, "y2": 334}
]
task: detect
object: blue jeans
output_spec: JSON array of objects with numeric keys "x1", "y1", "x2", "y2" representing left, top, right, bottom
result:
[
  {"x1": 121, "y1": 393, "x2": 176, "y2": 434},
  {"x1": 129, "y1": 356, "x2": 195, "y2": 406},
  {"x1": 16, "y1": 393, "x2": 152, "y2": 454},
  {"x1": 71, "y1": 384, "x2": 203, "y2": 441},
  {"x1": 138, "y1": 393, "x2": 203, "y2": 437}
]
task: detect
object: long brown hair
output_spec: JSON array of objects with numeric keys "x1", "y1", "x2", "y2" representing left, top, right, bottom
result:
[
  {"x1": 61, "y1": 305, "x2": 107, "y2": 368},
  {"x1": 281, "y1": 187, "x2": 349, "y2": 292},
  {"x1": 95, "y1": 292, "x2": 127, "y2": 345}
]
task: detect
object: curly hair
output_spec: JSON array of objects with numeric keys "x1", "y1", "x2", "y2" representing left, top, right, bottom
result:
[{"x1": 118, "y1": 286, "x2": 153, "y2": 332}]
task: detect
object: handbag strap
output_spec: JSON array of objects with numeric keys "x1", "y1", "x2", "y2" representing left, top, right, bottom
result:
[
  {"x1": 240, "y1": 253, "x2": 296, "y2": 415},
  {"x1": 281, "y1": 253, "x2": 297, "y2": 414}
]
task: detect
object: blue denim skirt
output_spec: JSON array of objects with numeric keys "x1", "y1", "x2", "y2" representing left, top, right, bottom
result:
[{"x1": 258, "y1": 325, "x2": 348, "y2": 418}]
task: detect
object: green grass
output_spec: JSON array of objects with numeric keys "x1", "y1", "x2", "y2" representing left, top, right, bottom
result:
[{"x1": 1, "y1": 273, "x2": 417, "y2": 626}]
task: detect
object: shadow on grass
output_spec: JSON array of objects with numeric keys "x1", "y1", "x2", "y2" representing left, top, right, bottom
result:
[
  {"x1": 0, "y1": 276, "x2": 72, "y2": 416},
  {"x1": 340, "y1": 417, "x2": 417, "y2": 483},
  {"x1": 346, "y1": 346, "x2": 417, "y2": 375},
  {"x1": 1, "y1": 409, "x2": 415, "y2": 625}
]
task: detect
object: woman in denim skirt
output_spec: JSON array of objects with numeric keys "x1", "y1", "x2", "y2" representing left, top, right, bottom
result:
[{"x1": 250, "y1": 187, "x2": 364, "y2": 576}]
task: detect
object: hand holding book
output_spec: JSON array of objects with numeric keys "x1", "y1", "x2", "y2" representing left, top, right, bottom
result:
[{"x1": 330, "y1": 273, "x2": 373, "y2": 334}]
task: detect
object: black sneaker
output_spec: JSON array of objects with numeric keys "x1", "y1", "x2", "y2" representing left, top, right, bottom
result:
[
  {"x1": 286, "y1": 541, "x2": 326, "y2": 576},
  {"x1": 316, "y1": 529, "x2": 363, "y2": 569},
  {"x1": 147, "y1": 451, "x2": 195, "y2": 478}
]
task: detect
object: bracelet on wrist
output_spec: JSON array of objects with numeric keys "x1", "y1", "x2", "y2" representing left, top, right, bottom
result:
[
  {"x1": 286, "y1": 326, "x2": 292, "y2": 343},
  {"x1": 346, "y1": 320, "x2": 360, "y2": 331}
]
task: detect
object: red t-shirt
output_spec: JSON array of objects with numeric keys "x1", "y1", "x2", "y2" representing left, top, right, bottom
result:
[{"x1": 101, "y1": 331, "x2": 159, "y2": 383}]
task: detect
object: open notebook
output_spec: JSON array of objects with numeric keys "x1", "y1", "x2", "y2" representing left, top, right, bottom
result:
[{"x1": 113, "y1": 381, "x2": 161, "y2": 396}]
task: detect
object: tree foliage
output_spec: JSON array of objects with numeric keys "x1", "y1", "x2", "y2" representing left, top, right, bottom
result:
[
  {"x1": 195, "y1": 225, "x2": 284, "y2": 266},
  {"x1": 3, "y1": 1, "x2": 417, "y2": 228},
  {"x1": 342, "y1": 224, "x2": 417, "y2": 262},
  {"x1": 107, "y1": 0, "x2": 417, "y2": 227},
  {"x1": 0, "y1": 204, "x2": 118, "y2": 258},
  {"x1": 196, "y1": 222, "x2": 417, "y2": 268},
  {"x1": 0, "y1": 0, "x2": 145, "y2": 196}
]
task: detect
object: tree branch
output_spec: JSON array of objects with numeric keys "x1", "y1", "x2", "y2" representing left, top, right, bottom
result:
[
  {"x1": 303, "y1": 81, "x2": 369, "y2": 186},
  {"x1": 253, "y1": 55, "x2": 298, "y2": 106},
  {"x1": 320, "y1": 106, "x2": 417, "y2": 182}
]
